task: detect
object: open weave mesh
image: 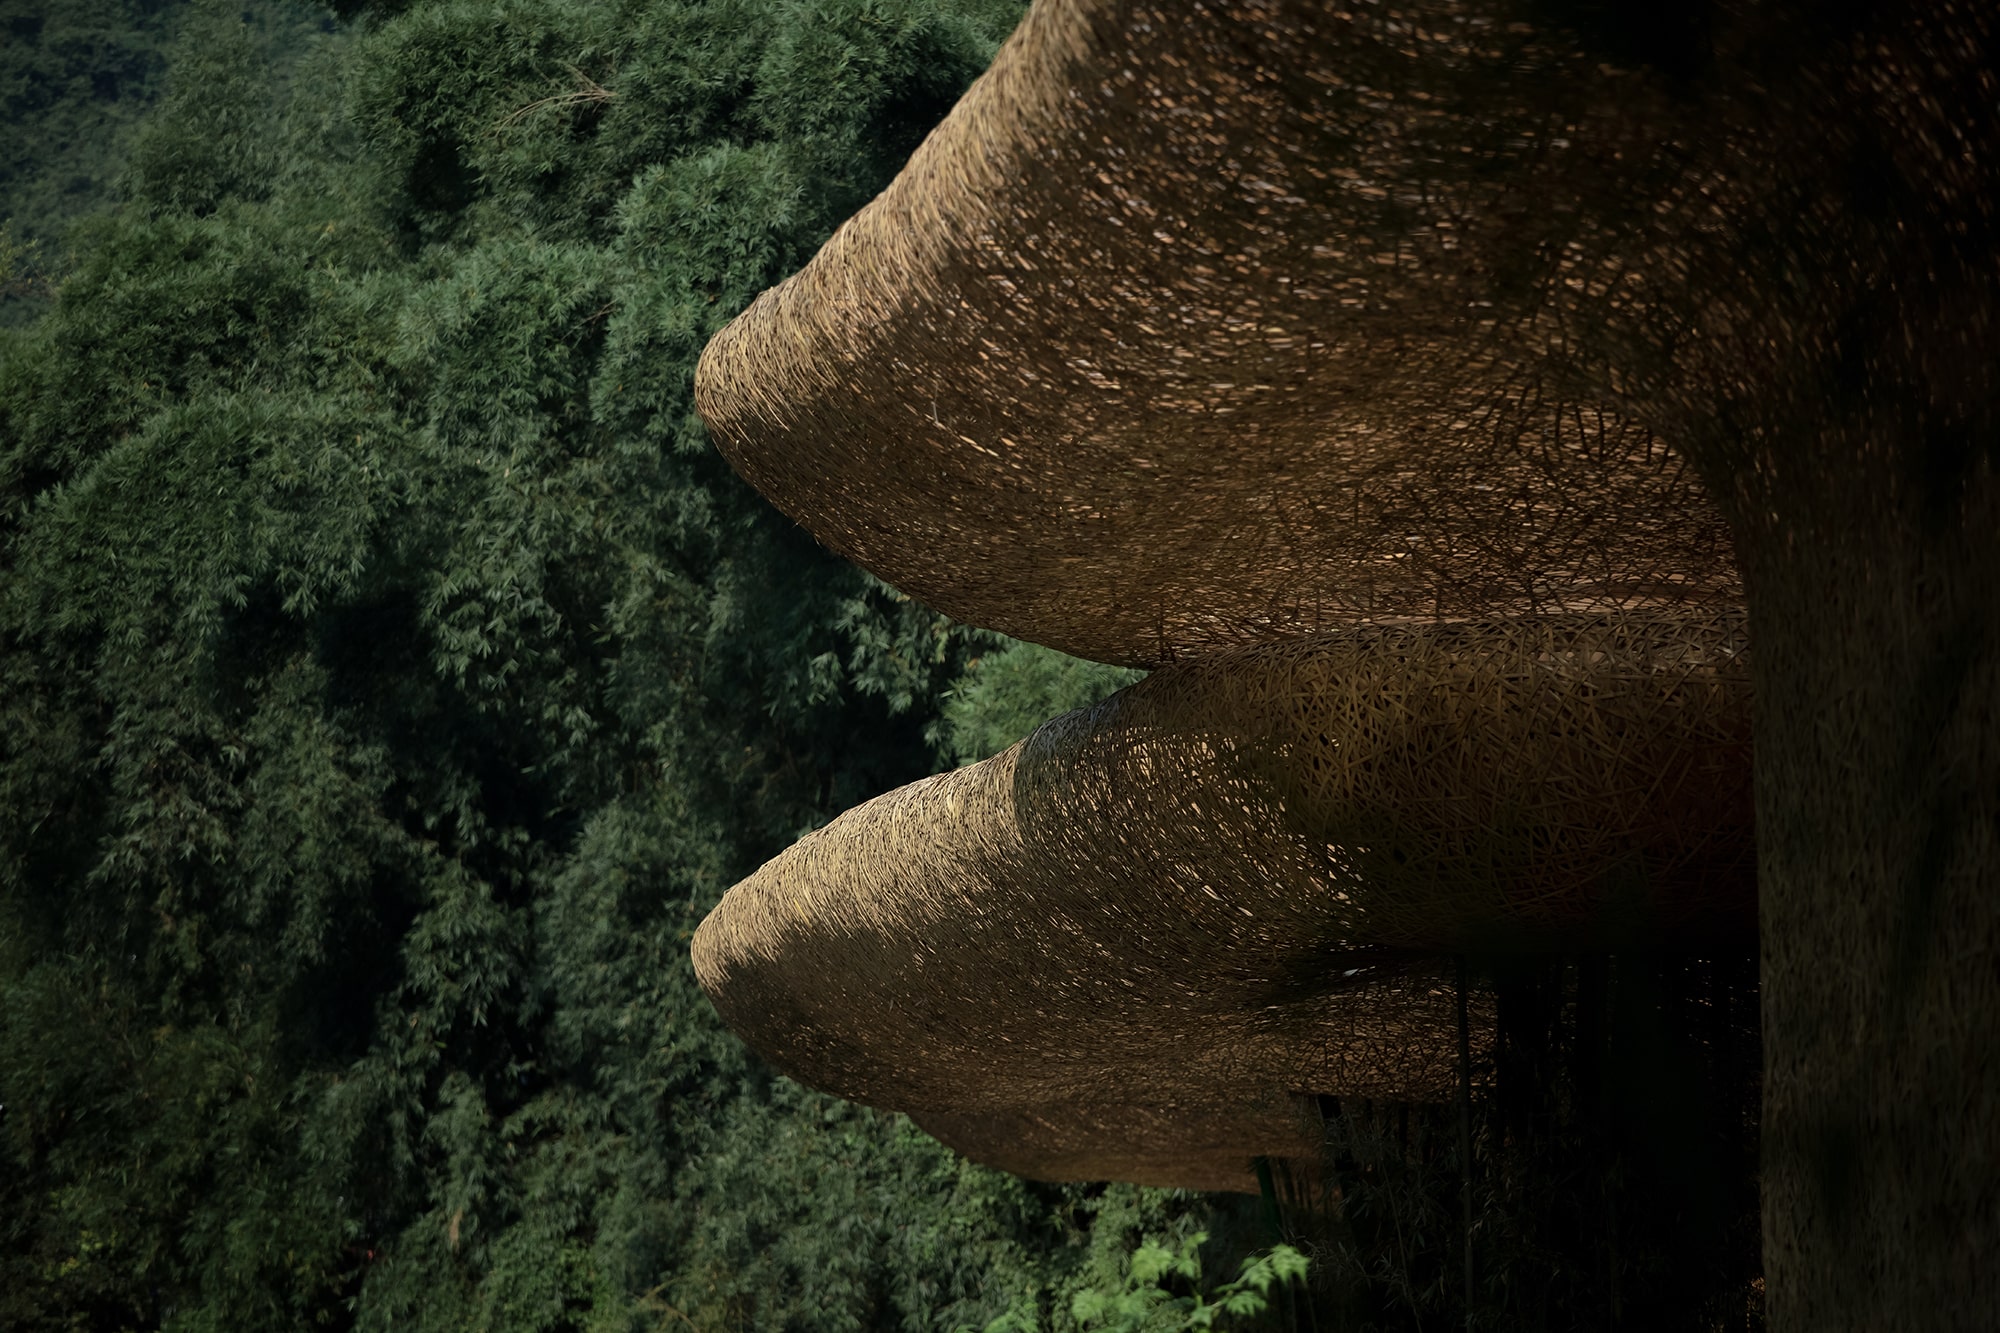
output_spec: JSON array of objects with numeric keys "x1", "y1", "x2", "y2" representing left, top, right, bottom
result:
[
  {"x1": 694, "y1": 0, "x2": 1743, "y2": 668},
  {"x1": 691, "y1": 613, "x2": 1749, "y2": 1186}
]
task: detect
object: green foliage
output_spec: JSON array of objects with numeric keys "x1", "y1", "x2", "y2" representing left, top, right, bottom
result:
[
  {"x1": 0, "y1": 0, "x2": 1236, "y2": 1327},
  {"x1": 935, "y1": 640, "x2": 1146, "y2": 766},
  {"x1": 0, "y1": 0, "x2": 189, "y2": 324},
  {"x1": 0, "y1": 222, "x2": 47, "y2": 305},
  {"x1": 124, "y1": 1, "x2": 301, "y2": 215},
  {"x1": 1062, "y1": 1233, "x2": 1307, "y2": 1333},
  {"x1": 965, "y1": 1192, "x2": 1302, "y2": 1333}
]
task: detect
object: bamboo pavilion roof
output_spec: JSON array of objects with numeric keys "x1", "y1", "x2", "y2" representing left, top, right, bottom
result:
[
  {"x1": 694, "y1": 0, "x2": 1742, "y2": 668},
  {"x1": 669, "y1": 0, "x2": 1917, "y2": 1190},
  {"x1": 690, "y1": 614, "x2": 1751, "y2": 1188}
]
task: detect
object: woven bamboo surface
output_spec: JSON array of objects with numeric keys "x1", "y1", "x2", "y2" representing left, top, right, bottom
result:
[
  {"x1": 694, "y1": 0, "x2": 1741, "y2": 668},
  {"x1": 691, "y1": 613, "x2": 1750, "y2": 1187}
]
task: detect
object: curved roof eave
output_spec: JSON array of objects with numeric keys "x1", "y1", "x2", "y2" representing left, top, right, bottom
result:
[
  {"x1": 691, "y1": 615, "x2": 1751, "y2": 1188},
  {"x1": 695, "y1": 0, "x2": 1744, "y2": 666}
]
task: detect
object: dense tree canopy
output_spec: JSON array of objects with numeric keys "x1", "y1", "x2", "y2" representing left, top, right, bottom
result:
[
  {"x1": 0, "y1": 1, "x2": 1263, "y2": 1327},
  {"x1": 0, "y1": 0, "x2": 191, "y2": 324}
]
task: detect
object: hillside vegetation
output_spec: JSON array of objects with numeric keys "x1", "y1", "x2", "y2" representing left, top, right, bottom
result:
[{"x1": 0, "y1": 2, "x2": 1240, "y2": 1328}]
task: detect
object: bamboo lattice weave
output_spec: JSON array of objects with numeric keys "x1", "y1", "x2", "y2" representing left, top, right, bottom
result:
[
  {"x1": 691, "y1": 613, "x2": 1750, "y2": 1187},
  {"x1": 695, "y1": 0, "x2": 1742, "y2": 667}
]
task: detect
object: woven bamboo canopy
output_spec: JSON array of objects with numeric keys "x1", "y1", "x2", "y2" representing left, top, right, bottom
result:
[
  {"x1": 695, "y1": 0, "x2": 1743, "y2": 669},
  {"x1": 683, "y1": 0, "x2": 1814, "y2": 1192},
  {"x1": 691, "y1": 614, "x2": 1751, "y2": 1189},
  {"x1": 685, "y1": 0, "x2": 2000, "y2": 1312}
]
